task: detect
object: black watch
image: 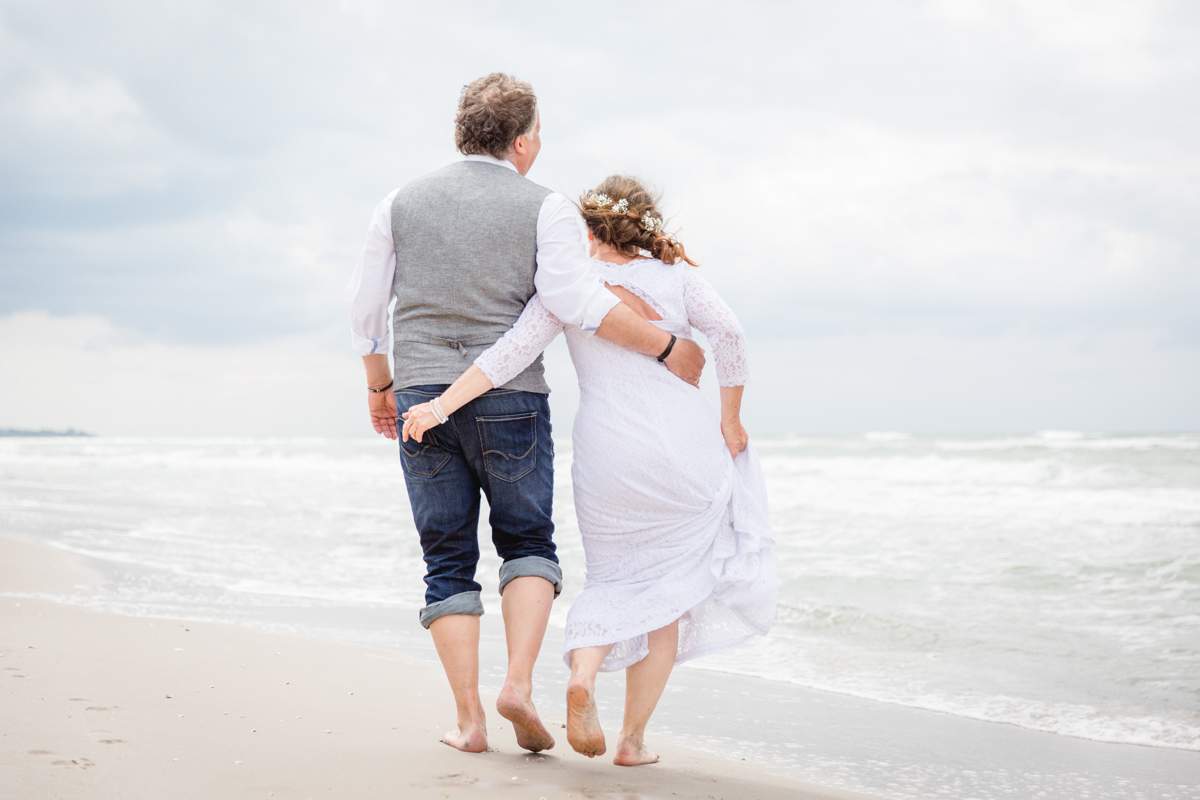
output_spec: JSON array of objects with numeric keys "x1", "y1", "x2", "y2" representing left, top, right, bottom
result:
[{"x1": 656, "y1": 334, "x2": 677, "y2": 363}]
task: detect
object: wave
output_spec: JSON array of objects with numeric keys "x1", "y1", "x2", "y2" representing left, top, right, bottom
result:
[
  {"x1": 5, "y1": 434, "x2": 1198, "y2": 761},
  {"x1": 682, "y1": 658, "x2": 1200, "y2": 752}
]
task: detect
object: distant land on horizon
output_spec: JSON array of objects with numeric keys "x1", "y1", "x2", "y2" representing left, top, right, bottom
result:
[{"x1": 0, "y1": 428, "x2": 93, "y2": 438}]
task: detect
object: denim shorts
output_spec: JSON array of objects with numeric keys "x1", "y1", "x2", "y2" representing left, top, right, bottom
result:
[{"x1": 396, "y1": 385, "x2": 561, "y2": 628}]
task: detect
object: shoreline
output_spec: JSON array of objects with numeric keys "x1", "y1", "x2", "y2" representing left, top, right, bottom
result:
[
  {"x1": 0, "y1": 535, "x2": 868, "y2": 799},
  {"x1": 4, "y1": 533, "x2": 1199, "y2": 799},
  {"x1": 3, "y1": 431, "x2": 1196, "y2": 763}
]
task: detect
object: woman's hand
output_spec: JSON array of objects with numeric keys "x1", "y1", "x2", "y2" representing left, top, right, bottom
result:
[
  {"x1": 401, "y1": 402, "x2": 442, "y2": 443},
  {"x1": 721, "y1": 415, "x2": 748, "y2": 460}
]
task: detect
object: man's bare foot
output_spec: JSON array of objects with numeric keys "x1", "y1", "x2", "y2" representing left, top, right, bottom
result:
[
  {"x1": 496, "y1": 684, "x2": 555, "y2": 752},
  {"x1": 441, "y1": 724, "x2": 488, "y2": 753},
  {"x1": 566, "y1": 676, "x2": 606, "y2": 757},
  {"x1": 613, "y1": 735, "x2": 659, "y2": 766},
  {"x1": 441, "y1": 706, "x2": 488, "y2": 753}
]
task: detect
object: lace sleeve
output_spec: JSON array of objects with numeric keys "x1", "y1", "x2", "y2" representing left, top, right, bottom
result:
[
  {"x1": 474, "y1": 294, "x2": 566, "y2": 387},
  {"x1": 682, "y1": 269, "x2": 750, "y2": 387}
]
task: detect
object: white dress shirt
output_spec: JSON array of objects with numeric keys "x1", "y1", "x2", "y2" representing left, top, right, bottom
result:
[{"x1": 346, "y1": 154, "x2": 620, "y2": 356}]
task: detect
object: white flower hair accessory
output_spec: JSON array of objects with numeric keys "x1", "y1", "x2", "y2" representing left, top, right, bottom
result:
[
  {"x1": 612, "y1": 198, "x2": 629, "y2": 214},
  {"x1": 641, "y1": 213, "x2": 665, "y2": 234},
  {"x1": 586, "y1": 193, "x2": 612, "y2": 207}
]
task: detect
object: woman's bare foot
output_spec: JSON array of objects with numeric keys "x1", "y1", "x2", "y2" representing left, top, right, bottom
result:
[
  {"x1": 566, "y1": 676, "x2": 606, "y2": 757},
  {"x1": 440, "y1": 703, "x2": 488, "y2": 753},
  {"x1": 496, "y1": 684, "x2": 555, "y2": 752},
  {"x1": 613, "y1": 734, "x2": 659, "y2": 766}
]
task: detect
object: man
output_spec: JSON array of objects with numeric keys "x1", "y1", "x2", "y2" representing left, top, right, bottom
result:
[{"x1": 347, "y1": 72, "x2": 704, "y2": 754}]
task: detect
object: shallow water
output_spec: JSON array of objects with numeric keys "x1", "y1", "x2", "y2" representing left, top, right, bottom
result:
[
  {"x1": 1, "y1": 433, "x2": 1197, "y2": 763},
  {"x1": 708, "y1": 432, "x2": 1200, "y2": 753}
]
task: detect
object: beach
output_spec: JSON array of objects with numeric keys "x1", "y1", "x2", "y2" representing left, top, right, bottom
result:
[
  {"x1": 2, "y1": 434, "x2": 1199, "y2": 799},
  {"x1": 4, "y1": 0, "x2": 1198, "y2": 793},
  {"x1": 1, "y1": 536, "x2": 862, "y2": 799}
]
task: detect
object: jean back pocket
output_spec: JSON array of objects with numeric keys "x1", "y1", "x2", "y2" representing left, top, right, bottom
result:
[
  {"x1": 477, "y1": 413, "x2": 538, "y2": 483},
  {"x1": 399, "y1": 435, "x2": 451, "y2": 479}
]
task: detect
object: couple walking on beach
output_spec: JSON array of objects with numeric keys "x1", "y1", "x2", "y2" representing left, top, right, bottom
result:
[{"x1": 347, "y1": 73, "x2": 776, "y2": 766}]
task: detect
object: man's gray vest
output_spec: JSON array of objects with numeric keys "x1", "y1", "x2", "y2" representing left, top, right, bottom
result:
[{"x1": 390, "y1": 160, "x2": 554, "y2": 393}]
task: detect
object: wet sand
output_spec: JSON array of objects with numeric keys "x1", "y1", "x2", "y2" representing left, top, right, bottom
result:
[{"x1": 0, "y1": 536, "x2": 868, "y2": 799}]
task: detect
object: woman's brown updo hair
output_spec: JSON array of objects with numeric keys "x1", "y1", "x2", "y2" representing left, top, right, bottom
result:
[{"x1": 579, "y1": 175, "x2": 698, "y2": 266}]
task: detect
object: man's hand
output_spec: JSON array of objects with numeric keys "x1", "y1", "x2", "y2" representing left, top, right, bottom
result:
[
  {"x1": 361, "y1": 354, "x2": 397, "y2": 439},
  {"x1": 369, "y1": 390, "x2": 398, "y2": 440},
  {"x1": 664, "y1": 339, "x2": 705, "y2": 387},
  {"x1": 595, "y1": 302, "x2": 706, "y2": 386}
]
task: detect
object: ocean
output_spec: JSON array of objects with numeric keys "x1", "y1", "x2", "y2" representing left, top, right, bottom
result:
[{"x1": 1, "y1": 433, "x2": 1198, "y2": 796}]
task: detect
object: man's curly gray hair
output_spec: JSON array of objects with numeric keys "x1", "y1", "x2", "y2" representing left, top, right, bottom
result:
[{"x1": 454, "y1": 73, "x2": 539, "y2": 159}]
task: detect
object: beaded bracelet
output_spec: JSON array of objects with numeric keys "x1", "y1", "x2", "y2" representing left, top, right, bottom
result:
[{"x1": 431, "y1": 397, "x2": 449, "y2": 425}]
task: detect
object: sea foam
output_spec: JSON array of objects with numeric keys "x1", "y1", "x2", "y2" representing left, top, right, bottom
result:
[{"x1": 1, "y1": 434, "x2": 1197, "y2": 753}]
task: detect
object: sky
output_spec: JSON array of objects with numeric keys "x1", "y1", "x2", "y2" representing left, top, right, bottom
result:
[{"x1": 1, "y1": 0, "x2": 1198, "y2": 436}]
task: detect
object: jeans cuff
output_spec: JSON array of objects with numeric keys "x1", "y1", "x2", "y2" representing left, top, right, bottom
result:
[
  {"x1": 419, "y1": 590, "x2": 484, "y2": 629},
  {"x1": 498, "y1": 556, "x2": 562, "y2": 597}
]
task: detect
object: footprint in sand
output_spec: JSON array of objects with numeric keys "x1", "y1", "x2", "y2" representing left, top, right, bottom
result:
[
  {"x1": 437, "y1": 773, "x2": 479, "y2": 786},
  {"x1": 85, "y1": 706, "x2": 113, "y2": 712},
  {"x1": 98, "y1": 739, "x2": 125, "y2": 745},
  {"x1": 27, "y1": 750, "x2": 54, "y2": 755},
  {"x1": 3, "y1": 667, "x2": 20, "y2": 671},
  {"x1": 50, "y1": 758, "x2": 95, "y2": 769},
  {"x1": 68, "y1": 697, "x2": 88, "y2": 701}
]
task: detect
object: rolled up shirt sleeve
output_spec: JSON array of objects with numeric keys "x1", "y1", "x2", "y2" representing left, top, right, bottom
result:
[
  {"x1": 347, "y1": 189, "x2": 400, "y2": 355},
  {"x1": 533, "y1": 193, "x2": 620, "y2": 331}
]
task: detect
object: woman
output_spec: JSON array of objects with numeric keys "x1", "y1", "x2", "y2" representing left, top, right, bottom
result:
[{"x1": 402, "y1": 175, "x2": 775, "y2": 766}]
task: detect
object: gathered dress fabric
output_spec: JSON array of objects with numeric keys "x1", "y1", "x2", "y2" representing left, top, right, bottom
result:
[{"x1": 475, "y1": 258, "x2": 776, "y2": 672}]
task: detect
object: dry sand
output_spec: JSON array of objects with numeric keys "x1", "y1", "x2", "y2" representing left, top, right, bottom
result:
[{"x1": 0, "y1": 536, "x2": 870, "y2": 799}]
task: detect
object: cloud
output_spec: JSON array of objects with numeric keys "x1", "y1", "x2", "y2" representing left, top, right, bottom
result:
[
  {"x1": 0, "y1": 310, "x2": 593, "y2": 438},
  {"x1": 746, "y1": 327, "x2": 1200, "y2": 434},
  {"x1": 0, "y1": 311, "x2": 365, "y2": 436},
  {"x1": 924, "y1": 0, "x2": 1199, "y2": 86},
  {"x1": 0, "y1": 1, "x2": 1197, "y2": 433},
  {"x1": 0, "y1": 21, "x2": 179, "y2": 197},
  {"x1": 566, "y1": 109, "x2": 1199, "y2": 340},
  {"x1": 5, "y1": 311, "x2": 1196, "y2": 436}
]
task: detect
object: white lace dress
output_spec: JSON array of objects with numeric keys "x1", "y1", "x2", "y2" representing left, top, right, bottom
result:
[{"x1": 475, "y1": 258, "x2": 776, "y2": 672}]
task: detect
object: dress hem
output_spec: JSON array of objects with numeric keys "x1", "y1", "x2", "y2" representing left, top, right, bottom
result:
[{"x1": 561, "y1": 573, "x2": 720, "y2": 672}]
